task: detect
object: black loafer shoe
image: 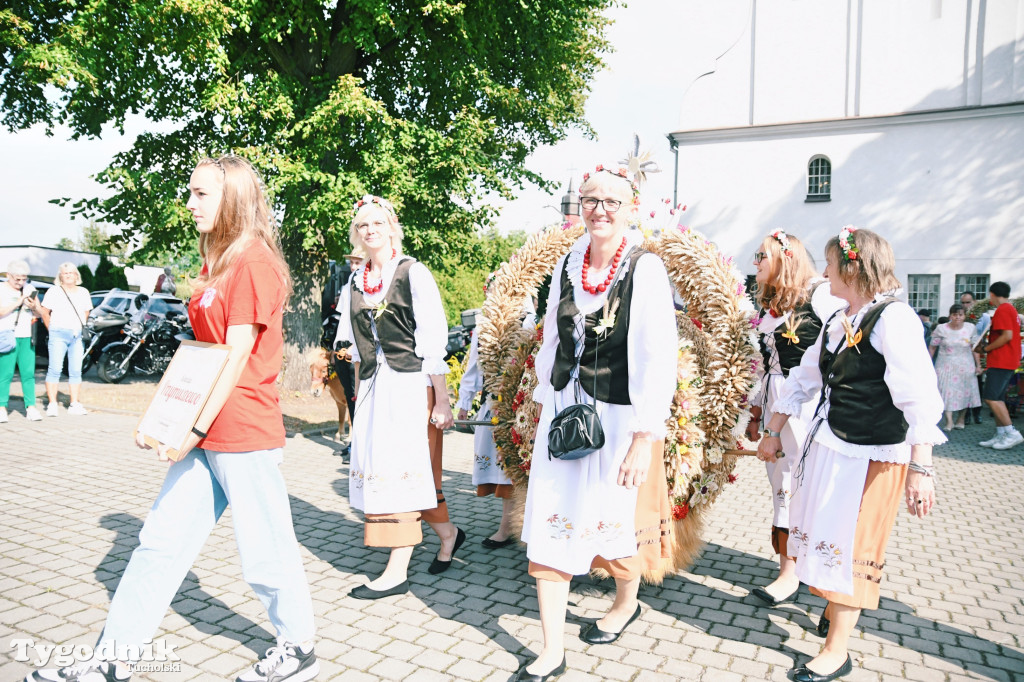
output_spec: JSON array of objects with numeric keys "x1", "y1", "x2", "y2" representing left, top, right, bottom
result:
[
  {"x1": 513, "y1": 656, "x2": 566, "y2": 681},
  {"x1": 481, "y1": 536, "x2": 515, "y2": 549},
  {"x1": 816, "y1": 614, "x2": 830, "y2": 637},
  {"x1": 350, "y1": 580, "x2": 409, "y2": 600},
  {"x1": 751, "y1": 586, "x2": 798, "y2": 606},
  {"x1": 428, "y1": 527, "x2": 466, "y2": 574},
  {"x1": 792, "y1": 655, "x2": 852, "y2": 682},
  {"x1": 580, "y1": 604, "x2": 641, "y2": 644}
]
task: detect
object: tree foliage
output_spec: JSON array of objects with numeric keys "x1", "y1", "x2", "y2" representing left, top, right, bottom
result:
[{"x1": 2, "y1": 0, "x2": 616, "y2": 386}]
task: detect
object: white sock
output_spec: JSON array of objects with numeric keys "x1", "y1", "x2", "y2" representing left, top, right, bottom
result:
[{"x1": 998, "y1": 425, "x2": 1011, "y2": 435}]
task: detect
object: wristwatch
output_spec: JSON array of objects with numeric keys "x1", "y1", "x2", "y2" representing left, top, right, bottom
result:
[{"x1": 762, "y1": 428, "x2": 781, "y2": 439}]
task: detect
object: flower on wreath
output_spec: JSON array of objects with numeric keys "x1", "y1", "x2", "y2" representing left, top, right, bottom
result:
[
  {"x1": 689, "y1": 473, "x2": 719, "y2": 506},
  {"x1": 770, "y1": 229, "x2": 794, "y2": 258},
  {"x1": 728, "y1": 473, "x2": 738, "y2": 483},
  {"x1": 672, "y1": 503, "x2": 689, "y2": 520},
  {"x1": 706, "y1": 445, "x2": 723, "y2": 464},
  {"x1": 838, "y1": 225, "x2": 859, "y2": 261}
]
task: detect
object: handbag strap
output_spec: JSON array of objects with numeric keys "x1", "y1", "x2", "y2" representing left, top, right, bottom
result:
[{"x1": 61, "y1": 286, "x2": 87, "y2": 329}]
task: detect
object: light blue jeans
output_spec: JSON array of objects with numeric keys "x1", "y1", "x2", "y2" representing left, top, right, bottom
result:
[
  {"x1": 98, "y1": 448, "x2": 316, "y2": 660},
  {"x1": 46, "y1": 327, "x2": 84, "y2": 383}
]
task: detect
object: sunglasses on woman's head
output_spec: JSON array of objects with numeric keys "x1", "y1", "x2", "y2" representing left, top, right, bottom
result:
[{"x1": 754, "y1": 251, "x2": 768, "y2": 264}]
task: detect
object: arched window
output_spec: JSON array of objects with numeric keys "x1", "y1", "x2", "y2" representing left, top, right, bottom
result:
[{"x1": 806, "y1": 155, "x2": 831, "y2": 202}]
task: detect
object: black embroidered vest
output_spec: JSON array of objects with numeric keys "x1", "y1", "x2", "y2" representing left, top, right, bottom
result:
[
  {"x1": 819, "y1": 299, "x2": 908, "y2": 445},
  {"x1": 550, "y1": 248, "x2": 647, "y2": 405},
  {"x1": 350, "y1": 258, "x2": 423, "y2": 381},
  {"x1": 759, "y1": 286, "x2": 824, "y2": 377}
]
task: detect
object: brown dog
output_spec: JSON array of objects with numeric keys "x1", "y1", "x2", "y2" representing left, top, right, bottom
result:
[{"x1": 308, "y1": 347, "x2": 351, "y2": 441}]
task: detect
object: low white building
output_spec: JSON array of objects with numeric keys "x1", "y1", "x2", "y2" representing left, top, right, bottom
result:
[
  {"x1": 0, "y1": 245, "x2": 164, "y2": 293},
  {"x1": 668, "y1": 0, "x2": 1024, "y2": 316}
]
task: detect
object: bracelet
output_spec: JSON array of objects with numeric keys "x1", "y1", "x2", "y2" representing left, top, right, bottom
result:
[
  {"x1": 191, "y1": 426, "x2": 208, "y2": 439},
  {"x1": 908, "y1": 461, "x2": 935, "y2": 478},
  {"x1": 763, "y1": 428, "x2": 782, "y2": 439}
]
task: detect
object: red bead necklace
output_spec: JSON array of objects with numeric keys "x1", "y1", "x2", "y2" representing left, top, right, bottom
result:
[
  {"x1": 582, "y1": 237, "x2": 627, "y2": 294},
  {"x1": 363, "y1": 249, "x2": 396, "y2": 295}
]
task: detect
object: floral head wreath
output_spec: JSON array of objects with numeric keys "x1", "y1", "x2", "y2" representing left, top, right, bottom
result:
[
  {"x1": 352, "y1": 194, "x2": 396, "y2": 218},
  {"x1": 770, "y1": 229, "x2": 794, "y2": 258},
  {"x1": 838, "y1": 225, "x2": 859, "y2": 261},
  {"x1": 581, "y1": 164, "x2": 641, "y2": 205}
]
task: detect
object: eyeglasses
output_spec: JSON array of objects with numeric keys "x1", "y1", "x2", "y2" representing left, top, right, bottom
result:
[
  {"x1": 754, "y1": 251, "x2": 768, "y2": 264},
  {"x1": 580, "y1": 197, "x2": 623, "y2": 213}
]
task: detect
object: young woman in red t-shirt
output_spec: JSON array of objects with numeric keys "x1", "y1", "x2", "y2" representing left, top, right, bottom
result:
[{"x1": 30, "y1": 156, "x2": 319, "y2": 682}]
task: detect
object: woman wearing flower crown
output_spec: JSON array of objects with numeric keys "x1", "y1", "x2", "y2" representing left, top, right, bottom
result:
[
  {"x1": 747, "y1": 231, "x2": 844, "y2": 607},
  {"x1": 335, "y1": 195, "x2": 463, "y2": 600},
  {"x1": 514, "y1": 166, "x2": 678, "y2": 681},
  {"x1": 758, "y1": 227, "x2": 944, "y2": 682}
]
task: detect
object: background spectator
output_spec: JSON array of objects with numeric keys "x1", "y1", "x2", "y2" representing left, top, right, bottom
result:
[
  {"x1": 0, "y1": 260, "x2": 43, "y2": 422},
  {"x1": 38, "y1": 262, "x2": 91, "y2": 416},
  {"x1": 930, "y1": 304, "x2": 981, "y2": 430},
  {"x1": 977, "y1": 281, "x2": 1022, "y2": 450}
]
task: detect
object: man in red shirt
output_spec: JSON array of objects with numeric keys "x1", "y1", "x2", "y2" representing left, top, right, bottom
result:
[{"x1": 979, "y1": 281, "x2": 1023, "y2": 450}]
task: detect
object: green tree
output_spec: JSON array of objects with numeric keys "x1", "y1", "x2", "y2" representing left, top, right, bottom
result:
[
  {"x1": 76, "y1": 263, "x2": 95, "y2": 291},
  {"x1": 93, "y1": 255, "x2": 128, "y2": 291},
  {"x1": 2, "y1": 1, "x2": 614, "y2": 387}
]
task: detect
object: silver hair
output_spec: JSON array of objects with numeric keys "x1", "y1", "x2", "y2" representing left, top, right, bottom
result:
[{"x1": 7, "y1": 260, "x2": 29, "y2": 277}]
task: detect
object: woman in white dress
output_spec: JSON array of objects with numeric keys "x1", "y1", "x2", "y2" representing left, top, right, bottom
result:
[
  {"x1": 758, "y1": 227, "x2": 944, "y2": 682},
  {"x1": 747, "y1": 231, "x2": 844, "y2": 606},
  {"x1": 929, "y1": 303, "x2": 982, "y2": 430},
  {"x1": 336, "y1": 195, "x2": 463, "y2": 600},
  {"x1": 515, "y1": 167, "x2": 678, "y2": 681}
]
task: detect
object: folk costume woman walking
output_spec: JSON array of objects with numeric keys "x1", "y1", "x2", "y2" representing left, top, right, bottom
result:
[
  {"x1": 28, "y1": 156, "x2": 319, "y2": 682},
  {"x1": 758, "y1": 227, "x2": 943, "y2": 682},
  {"x1": 747, "y1": 231, "x2": 844, "y2": 607},
  {"x1": 515, "y1": 167, "x2": 678, "y2": 681},
  {"x1": 336, "y1": 195, "x2": 463, "y2": 600}
]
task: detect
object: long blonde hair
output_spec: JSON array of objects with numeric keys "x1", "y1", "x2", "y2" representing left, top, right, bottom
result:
[
  {"x1": 194, "y1": 156, "x2": 292, "y2": 298},
  {"x1": 756, "y1": 233, "x2": 818, "y2": 313}
]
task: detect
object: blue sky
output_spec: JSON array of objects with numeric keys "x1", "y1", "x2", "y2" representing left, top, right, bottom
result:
[{"x1": 0, "y1": 1, "x2": 698, "y2": 247}]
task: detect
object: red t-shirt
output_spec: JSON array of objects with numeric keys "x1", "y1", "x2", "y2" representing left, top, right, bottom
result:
[
  {"x1": 987, "y1": 302, "x2": 1022, "y2": 370},
  {"x1": 188, "y1": 242, "x2": 288, "y2": 452}
]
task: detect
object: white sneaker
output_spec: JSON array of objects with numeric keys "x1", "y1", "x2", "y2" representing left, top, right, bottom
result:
[
  {"x1": 68, "y1": 401, "x2": 88, "y2": 416},
  {"x1": 25, "y1": 660, "x2": 131, "y2": 681},
  {"x1": 25, "y1": 406, "x2": 43, "y2": 421},
  {"x1": 46, "y1": 402, "x2": 60, "y2": 417},
  {"x1": 235, "y1": 642, "x2": 319, "y2": 682},
  {"x1": 993, "y1": 430, "x2": 1024, "y2": 450},
  {"x1": 979, "y1": 434, "x2": 1002, "y2": 448},
  {"x1": 0, "y1": 407, "x2": 7, "y2": 423}
]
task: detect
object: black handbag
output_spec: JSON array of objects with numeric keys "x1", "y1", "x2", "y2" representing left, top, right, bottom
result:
[{"x1": 547, "y1": 249, "x2": 632, "y2": 461}]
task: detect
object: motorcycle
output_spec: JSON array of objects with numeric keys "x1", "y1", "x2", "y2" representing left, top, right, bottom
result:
[
  {"x1": 79, "y1": 309, "x2": 131, "y2": 374},
  {"x1": 97, "y1": 310, "x2": 190, "y2": 384}
]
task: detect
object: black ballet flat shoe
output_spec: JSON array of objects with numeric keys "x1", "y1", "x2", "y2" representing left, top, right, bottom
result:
[
  {"x1": 580, "y1": 604, "x2": 642, "y2": 644},
  {"x1": 751, "y1": 585, "x2": 798, "y2": 606},
  {"x1": 481, "y1": 536, "x2": 515, "y2": 549},
  {"x1": 816, "y1": 614, "x2": 830, "y2": 637},
  {"x1": 513, "y1": 656, "x2": 566, "y2": 682},
  {"x1": 428, "y1": 527, "x2": 466, "y2": 575},
  {"x1": 792, "y1": 654, "x2": 852, "y2": 682},
  {"x1": 349, "y1": 580, "x2": 409, "y2": 600}
]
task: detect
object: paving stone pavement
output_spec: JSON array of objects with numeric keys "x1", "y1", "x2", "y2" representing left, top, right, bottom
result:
[{"x1": 1, "y1": 409, "x2": 1022, "y2": 681}]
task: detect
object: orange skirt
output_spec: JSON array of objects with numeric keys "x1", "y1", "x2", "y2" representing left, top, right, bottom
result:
[{"x1": 809, "y1": 460, "x2": 907, "y2": 610}]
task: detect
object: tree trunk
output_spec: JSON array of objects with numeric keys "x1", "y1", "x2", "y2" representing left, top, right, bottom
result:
[{"x1": 280, "y1": 230, "x2": 327, "y2": 392}]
